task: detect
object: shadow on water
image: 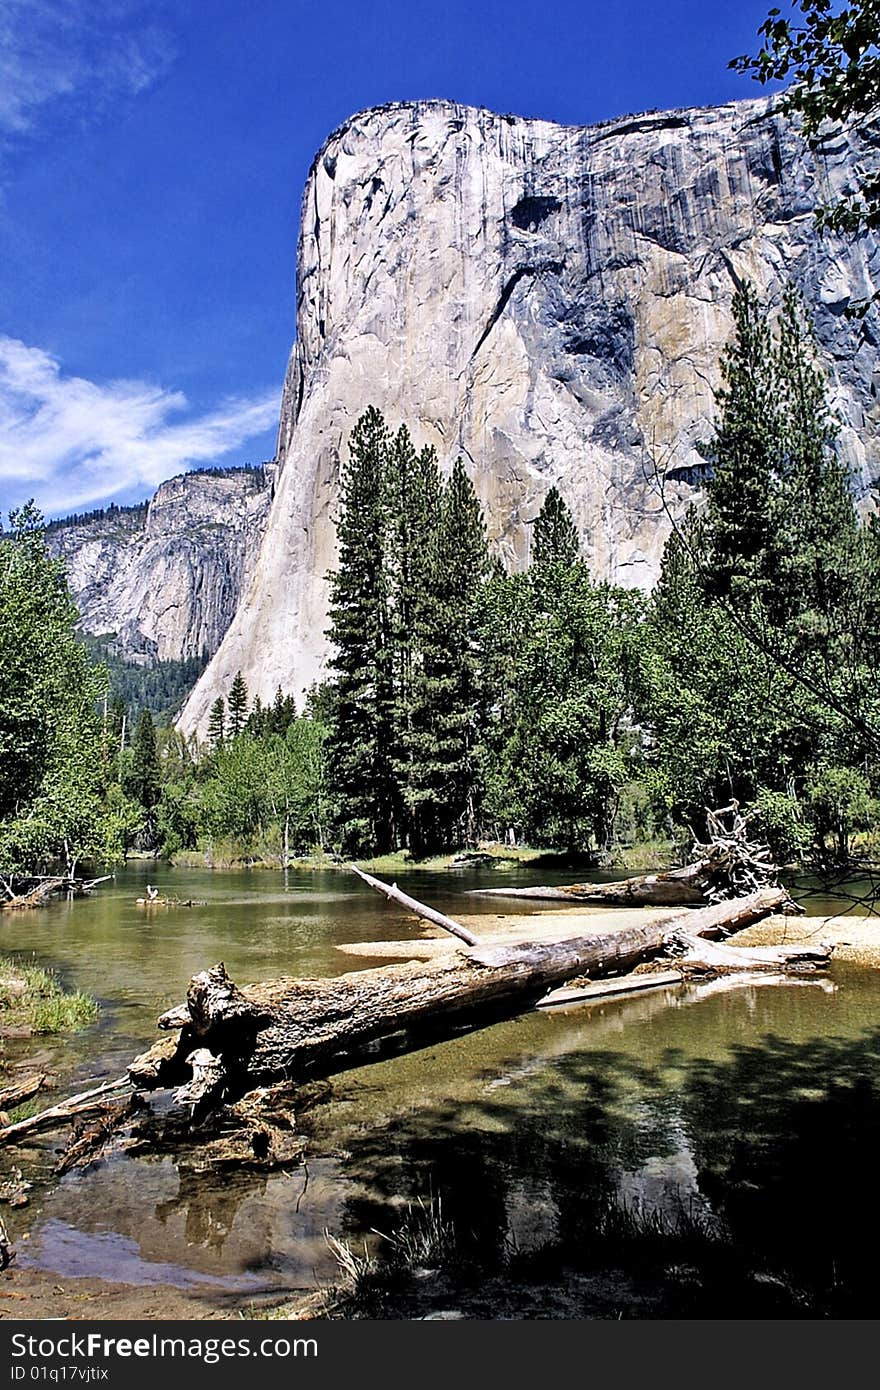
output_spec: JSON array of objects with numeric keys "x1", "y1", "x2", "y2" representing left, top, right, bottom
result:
[
  {"x1": 324, "y1": 1025, "x2": 880, "y2": 1317},
  {"x1": 5, "y1": 865, "x2": 880, "y2": 1315}
]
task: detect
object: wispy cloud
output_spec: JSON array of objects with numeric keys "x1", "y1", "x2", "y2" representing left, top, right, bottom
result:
[
  {"x1": 0, "y1": 336, "x2": 280, "y2": 517},
  {"x1": 0, "y1": 0, "x2": 175, "y2": 159}
]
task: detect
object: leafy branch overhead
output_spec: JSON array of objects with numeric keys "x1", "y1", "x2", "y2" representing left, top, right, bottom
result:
[{"x1": 731, "y1": 0, "x2": 880, "y2": 232}]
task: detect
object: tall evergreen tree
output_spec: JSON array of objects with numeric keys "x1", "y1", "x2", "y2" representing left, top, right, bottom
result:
[
  {"x1": 326, "y1": 406, "x2": 397, "y2": 853},
  {"x1": 386, "y1": 428, "x2": 443, "y2": 833},
  {"x1": 646, "y1": 280, "x2": 878, "y2": 848},
  {"x1": 128, "y1": 709, "x2": 161, "y2": 811},
  {"x1": 405, "y1": 457, "x2": 491, "y2": 852},
  {"x1": 228, "y1": 672, "x2": 249, "y2": 737},
  {"x1": 532, "y1": 486, "x2": 580, "y2": 567},
  {"x1": 245, "y1": 694, "x2": 266, "y2": 738},
  {"x1": 0, "y1": 502, "x2": 126, "y2": 872},
  {"x1": 699, "y1": 280, "x2": 782, "y2": 606},
  {"x1": 208, "y1": 696, "x2": 226, "y2": 748}
]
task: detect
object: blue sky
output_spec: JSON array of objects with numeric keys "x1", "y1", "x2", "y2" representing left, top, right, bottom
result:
[{"x1": 0, "y1": 0, "x2": 781, "y2": 518}]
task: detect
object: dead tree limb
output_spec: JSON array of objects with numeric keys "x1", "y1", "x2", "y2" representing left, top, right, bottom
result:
[
  {"x1": 349, "y1": 864, "x2": 481, "y2": 945},
  {"x1": 470, "y1": 855, "x2": 722, "y2": 906},
  {"x1": 128, "y1": 888, "x2": 792, "y2": 1111},
  {"x1": 0, "y1": 1077, "x2": 131, "y2": 1147},
  {"x1": 0, "y1": 1075, "x2": 47, "y2": 1112}
]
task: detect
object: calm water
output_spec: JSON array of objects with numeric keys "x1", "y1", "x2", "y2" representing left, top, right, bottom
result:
[{"x1": 2, "y1": 862, "x2": 879, "y2": 1312}]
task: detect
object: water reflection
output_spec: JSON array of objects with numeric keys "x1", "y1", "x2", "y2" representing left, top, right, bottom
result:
[{"x1": 2, "y1": 865, "x2": 879, "y2": 1314}]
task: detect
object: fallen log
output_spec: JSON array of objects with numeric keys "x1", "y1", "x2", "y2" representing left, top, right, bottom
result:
[
  {"x1": 471, "y1": 805, "x2": 797, "y2": 908},
  {"x1": 128, "y1": 887, "x2": 792, "y2": 1111},
  {"x1": 674, "y1": 931, "x2": 832, "y2": 973},
  {"x1": 472, "y1": 845, "x2": 750, "y2": 911},
  {"x1": 536, "y1": 971, "x2": 684, "y2": 1008},
  {"x1": 0, "y1": 1077, "x2": 130, "y2": 1147},
  {"x1": 0, "y1": 1074, "x2": 47, "y2": 1112},
  {"x1": 1, "y1": 877, "x2": 67, "y2": 910},
  {"x1": 0, "y1": 874, "x2": 110, "y2": 911},
  {"x1": 469, "y1": 849, "x2": 735, "y2": 907}
]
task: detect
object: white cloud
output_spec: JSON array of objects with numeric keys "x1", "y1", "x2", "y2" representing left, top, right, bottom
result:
[
  {"x1": 0, "y1": 0, "x2": 175, "y2": 154},
  {"x1": 0, "y1": 336, "x2": 280, "y2": 516}
]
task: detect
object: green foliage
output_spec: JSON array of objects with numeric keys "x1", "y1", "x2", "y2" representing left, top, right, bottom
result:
[
  {"x1": 228, "y1": 671, "x2": 249, "y2": 737},
  {"x1": 807, "y1": 764, "x2": 880, "y2": 859},
  {"x1": 404, "y1": 456, "x2": 491, "y2": 853},
  {"x1": 0, "y1": 504, "x2": 125, "y2": 874},
  {"x1": 197, "y1": 720, "x2": 329, "y2": 859},
  {"x1": 531, "y1": 486, "x2": 581, "y2": 568},
  {"x1": 208, "y1": 696, "x2": 226, "y2": 748},
  {"x1": 731, "y1": 0, "x2": 880, "y2": 235},
  {"x1": 128, "y1": 710, "x2": 161, "y2": 811},
  {"x1": 646, "y1": 281, "x2": 879, "y2": 854},
  {"x1": 326, "y1": 410, "x2": 412, "y2": 853},
  {"x1": 479, "y1": 561, "x2": 647, "y2": 850},
  {"x1": 81, "y1": 636, "x2": 207, "y2": 725},
  {"x1": 0, "y1": 954, "x2": 99, "y2": 1035}
]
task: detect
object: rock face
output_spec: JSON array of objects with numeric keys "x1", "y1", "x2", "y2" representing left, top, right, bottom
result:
[
  {"x1": 179, "y1": 95, "x2": 880, "y2": 737},
  {"x1": 47, "y1": 467, "x2": 273, "y2": 665}
]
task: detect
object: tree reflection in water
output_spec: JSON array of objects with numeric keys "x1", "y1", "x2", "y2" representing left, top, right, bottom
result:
[{"x1": 331, "y1": 1026, "x2": 880, "y2": 1316}]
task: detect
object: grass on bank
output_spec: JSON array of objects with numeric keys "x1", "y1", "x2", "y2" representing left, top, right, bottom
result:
[
  {"x1": 257, "y1": 1192, "x2": 820, "y2": 1320},
  {"x1": 166, "y1": 838, "x2": 677, "y2": 874},
  {"x1": 0, "y1": 956, "x2": 99, "y2": 1037}
]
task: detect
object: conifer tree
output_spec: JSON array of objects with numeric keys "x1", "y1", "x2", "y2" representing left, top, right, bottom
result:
[
  {"x1": 208, "y1": 696, "x2": 226, "y2": 748},
  {"x1": 129, "y1": 709, "x2": 161, "y2": 810},
  {"x1": 246, "y1": 694, "x2": 265, "y2": 738},
  {"x1": 769, "y1": 285, "x2": 859, "y2": 641},
  {"x1": 647, "y1": 280, "x2": 878, "y2": 845},
  {"x1": 386, "y1": 429, "x2": 443, "y2": 832},
  {"x1": 326, "y1": 406, "x2": 397, "y2": 853},
  {"x1": 699, "y1": 280, "x2": 782, "y2": 606},
  {"x1": 405, "y1": 457, "x2": 491, "y2": 852},
  {"x1": 228, "y1": 671, "x2": 249, "y2": 737},
  {"x1": 532, "y1": 486, "x2": 580, "y2": 567}
]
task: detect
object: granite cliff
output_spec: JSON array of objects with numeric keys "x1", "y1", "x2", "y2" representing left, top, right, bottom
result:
[
  {"x1": 48, "y1": 466, "x2": 273, "y2": 666},
  {"x1": 170, "y1": 96, "x2": 880, "y2": 736}
]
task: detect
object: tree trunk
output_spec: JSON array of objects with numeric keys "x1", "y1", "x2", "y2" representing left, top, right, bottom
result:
[
  {"x1": 471, "y1": 851, "x2": 736, "y2": 907},
  {"x1": 129, "y1": 888, "x2": 792, "y2": 1109}
]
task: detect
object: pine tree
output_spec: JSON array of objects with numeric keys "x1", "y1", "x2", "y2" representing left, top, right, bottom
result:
[
  {"x1": 532, "y1": 486, "x2": 580, "y2": 567},
  {"x1": 129, "y1": 710, "x2": 161, "y2": 810},
  {"x1": 405, "y1": 457, "x2": 491, "y2": 852},
  {"x1": 386, "y1": 428, "x2": 443, "y2": 836},
  {"x1": 647, "y1": 280, "x2": 877, "y2": 844},
  {"x1": 769, "y1": 285, "x2": 859, "y2": 640},
  {"x1": 700, "y1": 280, "x2": 782, "y2": 606},
  {"x1": 269, "y1": 686, "x2": 285, "y2": 735},
  {"x1": 228, "y1": 671, "x2": 249, "y2": 737},
  {"x1": 245, "y1": 694, "x2": 265, "y2": 738},
  {"x1": 208, "y1": 696, "x2": 226, "y2": 748},
  {"x1": 326, "y1": 406, "x2": 398, "y2": 853}
]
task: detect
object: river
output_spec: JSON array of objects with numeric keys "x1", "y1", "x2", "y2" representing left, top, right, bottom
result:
[{"x1": 1, "y1": 862, "x2": 879, "y2": 1316}]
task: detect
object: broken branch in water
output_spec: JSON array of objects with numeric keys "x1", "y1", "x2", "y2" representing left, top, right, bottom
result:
[
  {"x1": 349, "y1": 863, "x2": 481, "y2": 945},
  {"x1": 0, "y1": 1076, "x2": 131, "y2": 1146}
]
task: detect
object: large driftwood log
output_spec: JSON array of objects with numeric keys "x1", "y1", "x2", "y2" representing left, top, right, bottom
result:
[
  {"x1": 470, "y1": 858, "x2": 718, "y2": 906},
  {"x1": 0, "y1": 874, "x2": 111, "y2": 911},
  {"x1": 473, "y1": 808, "x2": 790, "y2": 907},
  {"x1": 129, "y1": 888, "x2": 792, "y2": 1110},
  {"x1": 469, "y1": 845, "x2": 791, "y2": 908}
]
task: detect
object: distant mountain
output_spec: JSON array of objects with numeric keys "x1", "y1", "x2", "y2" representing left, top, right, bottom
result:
[
  {"x1": 177, "y1": 95, "x2": 880, "y2": 737},
  {"x1": 47, "y1": 464, "x2": 275, "y2": 670}
]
